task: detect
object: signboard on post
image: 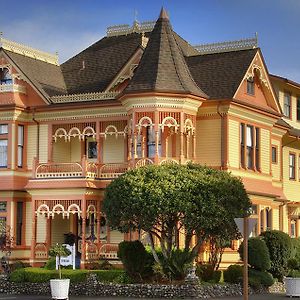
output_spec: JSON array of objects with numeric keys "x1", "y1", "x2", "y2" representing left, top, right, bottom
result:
[{"x1": 56, "y1": 244, "x2": 76, "y2": 270}]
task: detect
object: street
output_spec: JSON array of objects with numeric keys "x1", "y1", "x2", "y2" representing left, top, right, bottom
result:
[{"x1": 0, "y1": 293, "x2": 287, "y2": 300}]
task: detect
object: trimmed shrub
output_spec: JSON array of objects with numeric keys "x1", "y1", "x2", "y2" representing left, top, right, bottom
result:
[
  {"x1": 44, "y1": 257, "x2": 56, "y2": 270},
  {"x1": 91, "y1": 269, "x2": 125, "y2": 282},
  {"x1": 291, "y1": 238, "x2": 300, "y2": 263},
  {"x1": 196, "y1": 263, "x2": 214, "y2": 282},
  {"x1": 10, "y1": 268, "x2": 89, "y2": 283},
  {"x1": 238, "y1": 237, "x2": 271, "y2": 271},
  {"x1": 118, "y1": 240, "x2": 151, "y2": 281},
  {"x1": 249, "y1": 269, "x2": 274, "y2": 287},
  {"x1": 288, "y1": 270, "x2": 300, "y2": 278},
  {"x1": 287, "y1": 258, "x2": 300, "y2": 271},
  {"x1": 260, "y1": 230, "x2": 292, "y2": 280},
  {"x1": 223, "y1": 264, "x2": 243, "y2": 283},
  {"x1": 9, "y1": 268, "x2": 25, "y2": 282},
  {"x1": 212, "y1": 270, "x2": 222, "y2": 283}
]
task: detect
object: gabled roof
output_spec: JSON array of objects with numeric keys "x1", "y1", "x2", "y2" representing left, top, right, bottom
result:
[
  {"x1": 61, "y1": 33, "x2": 144, "y2": 94},
  {"x1": 2, "y1": 48, "x2": 66, "y2": 99},
  {"x1": 186, "y1": 48, "x2": 258, "y2": 99},
  {"x1": 124, "y1": 8, "x2": 207, "y2": 98},
  {"x1": 270, "y1": 74, "x2": 300, "y2": 89}
]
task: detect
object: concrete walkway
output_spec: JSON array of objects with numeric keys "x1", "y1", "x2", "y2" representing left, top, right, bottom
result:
[{"x1": 0, "y1": 293, "x2": 288, "y2": 300}]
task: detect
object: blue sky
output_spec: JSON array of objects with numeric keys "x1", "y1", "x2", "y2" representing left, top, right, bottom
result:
[{"x1": 1, "y1": 0, "x2": 299, "y2": 82}]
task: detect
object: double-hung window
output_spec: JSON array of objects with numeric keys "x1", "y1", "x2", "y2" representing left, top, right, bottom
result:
[
  {"x1": 289, "y1": 153, "x2": 296, "y2": 180},
  {"x1": 284, "y1": 92, "x2": 291, "y2": 118},
  {"x1": 0, "y1": 125, "x2": 8, "y2": 135},
  {"x1": 0, "y1": 140, "x2": 8, "y2": 168},
  {"x1": 272, "y1": 146, "x2": 277, "y2": 163},
  {"x1": 240, "y1": 123, "x2": 260, "y2": 170},
  {"x1": 247, "y1": 78, "x2": 255, "y2": 95},
  {"x1": 17, "y1": 125, "x2": 24, "y2": 168}
]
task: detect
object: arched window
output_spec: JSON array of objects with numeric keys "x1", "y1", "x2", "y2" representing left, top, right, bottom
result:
[{"x1": 0, "y1": 68, "x2": 12, "y2": 84}]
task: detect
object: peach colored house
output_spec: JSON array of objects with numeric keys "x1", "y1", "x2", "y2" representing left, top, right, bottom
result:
[{"x1": 0, "y1": 9, "x2": 298, "y2": 268}]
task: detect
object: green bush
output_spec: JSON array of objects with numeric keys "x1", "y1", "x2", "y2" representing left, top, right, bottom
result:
[
  {"x1": 238, "y1": 237, "x2": 271, "y2": 271},
  {"x1": 288, "y1": 270, "x2": 300, "y2": 278},
  {"x1": 223, "y1": 264, "x2": 243, "y2": 283},
  {"x1": 9, "y1": 268, "x2": 89, "y2": 283},
  {"x1": 118, "y1": 240, "x2": 151, "y2": 281},
  {"x1": 9, "y1": 268, "x2": 26, "y2": 282},
  {"x1": 260, "y1": 230, "x2": 292, "y2": 280},
  {"x1": 248, "y1": 276, "x2": 261, "y2": 289},
  {"x1": 212, "y1": 270, "x2": 222, "y2": 283},
  {"x1": 287, "y1": 258, "x2": 300, "y2": 271},
  {"x1": 291, "y1": 238, "x2": 300, "y2": 263},
  {"x1": 196, "y1": 263, "x2": 215, "y2": 282},
  {"x1": 248, "y1": 269, "x2": 274, "y2": 287},
  {"x1": 44, "y1": 257, "x2": 56, "y2": 270},
  {"x1": 91, "y1": 269, "x2": 125, "y2": 282}
]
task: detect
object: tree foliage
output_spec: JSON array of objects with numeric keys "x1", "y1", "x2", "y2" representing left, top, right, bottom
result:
[{"x1": 103, "y1": 164, "x2": 251, "y2": 277}]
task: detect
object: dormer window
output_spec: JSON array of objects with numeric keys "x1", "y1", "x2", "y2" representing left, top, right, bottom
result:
[
  {"x1": 0, "y1": 68, "x2": 13, "y2": 85},
  {"x1": 247, "y1": 77, "x2": 255, "y2": 95}
]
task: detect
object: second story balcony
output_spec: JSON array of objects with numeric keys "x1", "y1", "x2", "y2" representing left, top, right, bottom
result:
[{"x1": 32, "y1": 157, "x2": 184, "y2": 181}]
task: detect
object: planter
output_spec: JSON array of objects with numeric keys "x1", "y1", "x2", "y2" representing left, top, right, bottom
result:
[
  {"x1": 284, "y1": 277, "x2": 300, "y2": 297},
  {"x1": 50, "y1": 279, "x2": 70, "y2": 299}
]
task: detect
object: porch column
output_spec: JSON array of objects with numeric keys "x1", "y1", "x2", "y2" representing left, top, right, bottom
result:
[
  {"x1": 186, "y1": 134, "x2": 190, "y2": 160},
  {"x1": 48, "y1": 124, "x2": 53, "y2": 162},
  {"x1": 46, "y1": 217, "x2": 51, "y2": 250},
  {"x1": 96, "y1": 121, "x2": 102, "y2": 164},
  {"x1": 96, "y1": 201, "x2": 101, "y2": 244},
  {"x1": 133, "y1": 133, "x2": 137, "y2": 159},
  {"x1": 30, "y1": 201, "x2": 37, "y2": 266},
  {"x1": 192, "y1": 133, "x2": 196, "y2": 160},
  {"x1": 154, "y1": 111, "x2": 160, "y2": 164},
  {"x1": 179, "y1": 112, "x2": 185, "y2": 163},
  {"x1": 80, "y1": 197, "x2": 87, "y2": 269}
]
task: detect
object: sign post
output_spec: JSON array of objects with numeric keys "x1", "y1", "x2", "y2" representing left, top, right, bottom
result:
[
  {"x1": 56, "y1": 244, "x2": 76, "y2": 270},
  {"x1": 234, "y1": 217, "x2": 257, "y2": 300}
]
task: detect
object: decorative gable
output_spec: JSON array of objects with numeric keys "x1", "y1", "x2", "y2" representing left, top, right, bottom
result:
[{"x1": 234, "y1": 51, "x2": 282, "y2": 115}]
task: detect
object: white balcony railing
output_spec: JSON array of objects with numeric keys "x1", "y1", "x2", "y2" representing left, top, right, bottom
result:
[{"x1": 0, "y1": 83, "x2": 26, "y2": 94}]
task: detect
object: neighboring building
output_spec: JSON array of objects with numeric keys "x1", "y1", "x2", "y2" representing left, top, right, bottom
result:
[{"x1": 0, "y1": 9, "x2": 298, "y2": 268}]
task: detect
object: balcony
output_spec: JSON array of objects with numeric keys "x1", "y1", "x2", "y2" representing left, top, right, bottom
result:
[
  {"x1": 33, "y1": 157, "x2": 183, "y2": 180},
  {"x1": 0, "y1": 83, "x2": 26, "y2": 94}
]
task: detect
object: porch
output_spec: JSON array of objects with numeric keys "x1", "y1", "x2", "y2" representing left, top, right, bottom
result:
[{"x1": 30, "y1": 197, "x2": 126, "y2": 268}]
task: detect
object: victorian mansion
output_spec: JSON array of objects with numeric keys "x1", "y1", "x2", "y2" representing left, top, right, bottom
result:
[{"x1": 0, "y1": 9, "x2": 299, "y2": 268}]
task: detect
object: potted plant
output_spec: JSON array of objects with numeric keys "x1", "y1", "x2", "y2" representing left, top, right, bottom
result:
[
  {"x1": 284, "y1": 258, "x2": 300, "y2": 297},
  {"x1": 49, "y1": 244, "x2": 71, "y2": 300}
]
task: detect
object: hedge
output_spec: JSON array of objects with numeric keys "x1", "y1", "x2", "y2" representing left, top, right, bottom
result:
[
  {"x1": 9, "y1": 268, "x2": 125, "y2": 283},
  {"x1": 223, "y1": 265, "x2": 243, "y2": 283}
]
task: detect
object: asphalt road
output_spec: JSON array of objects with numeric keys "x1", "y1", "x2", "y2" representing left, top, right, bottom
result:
[{"x1": 0, "y1": 293, "x2": 287, "y2": 300}]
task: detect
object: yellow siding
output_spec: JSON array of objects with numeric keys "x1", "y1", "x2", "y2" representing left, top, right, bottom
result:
[
  {"x1": 196, "y1": 118, "x2": 221, "y2": 166},
  {"x1": 220, "y1": 251, "x2": 241, "y2": 269},
  {"x1": 271, "y1": 139, "x2": 281, "y2": 181},
  {"x1": 70, "y1": 137, "x2": 81, "y2": 162},
  {"x1": 27, "y1": 125, "x2": 37, "y2": 169},
  {"x1": 282, "y1": 146, "x2": 300, "y2": 203},
  {"x1": 51, "y1": 214, "x2": 69, "y2": 245},
  {"x1": 103, "y1": 136, "x2": 125, "y2": 163},
  {"x1": 53, "y1": 138, "x2": 71, "y2": 162},
  {"x1": 36, "y1": 214, "x2": 46, "y2": 243},
  {"x1": 272, "y1": 208, "x2": 279, "y2": 230},
  {"x1": 228, "y1": 119, "x2": 239, "y2": 168},
  {"x1": 110, "y1": 230, "x2": 124, "y2": 244},
  {"x1": 25, "y1": 202, "x2": 32, "y2": 246},
  {"x1": 260, "y1": 129, "x2": 270, "y2": 174},
  {"x1": 39, "y1": 124, "x2": 48, "y2": 163}
]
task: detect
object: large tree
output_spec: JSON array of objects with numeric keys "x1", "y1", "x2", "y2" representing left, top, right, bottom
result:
[{"x1": 103, "y1": 164, "x2": 251, "y2": 274}]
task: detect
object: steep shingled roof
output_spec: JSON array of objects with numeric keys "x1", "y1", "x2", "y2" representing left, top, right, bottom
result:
[
  {"x1": 2, "y1": 49, "x2": 67, "y2": 98},
  {"x1": 186, "y1": 48, "x2": 258, "y2": 99},
  {"x1": 125, "y1": 8, "x2": 207, "y2": 98},
  {"x1": 61, "y1": 33, "x2": 144, "y2": 94}
]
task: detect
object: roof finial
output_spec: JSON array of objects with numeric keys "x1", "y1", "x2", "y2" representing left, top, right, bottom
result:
[{"x1": 159, "y1": 7, "x2": 169, "y2": 20}]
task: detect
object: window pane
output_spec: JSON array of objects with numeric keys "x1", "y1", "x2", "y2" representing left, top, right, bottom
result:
[
  {"x1": 87, "y1": 141, "x2": 97, "y2": 159},
  {"x1": 147, "y1": 128, "x2": 155, "y2": 158},
  {"x1": 297, "y1": 98, "x2": 300, "y2": 121},
  {"x1": 0, "y1": 140, "x2": 8, "y2": 167},
  {"x1": 247, "y1": 78, "x2": 254, "y2": 95},
  {"x1": 0, "y1": 201, "x2": 7, "y2": 212},
  {"x1": 240, "y1": 124, "x2": 245, "y2": 167},
  {"x1": 284, "y1": 93, "x2": 291, "y2": 118},
  {"x1": 246, "y1": 126, "x2": 253, "y2": 147},
  {"x1": 18, "y1": 146, "x2": 23, "y2": 167},
  {"x1": 289, "y1": 154, "x2": 296, "y2": 179},
  {"x1": 0, "y1": 125, "x2": 8, "y2": 135},
  {"x1": 272, "y1": 147, "x2": 277, "y2": 163},
  {"x1": 255, "y1": 128, "x2": 260, "y2": 170},
  {"x1": 16, "y1": 202, "x2": 23, "y2": 245},
  {"x1": 18, "y1": 126, "x2": 24, "y2": 145}
]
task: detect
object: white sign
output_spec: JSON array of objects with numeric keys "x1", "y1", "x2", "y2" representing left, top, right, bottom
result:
[
  {"x1": 56, "y1": 244, "x2": 76, "y2": 270},
  {"x1": 234, "y1": 217, "x2": 257, "y2": 238}
]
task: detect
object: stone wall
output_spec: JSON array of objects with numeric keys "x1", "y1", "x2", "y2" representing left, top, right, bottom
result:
[{"x1": 0, "y1": 274, "x2": 274, "y2": 298}]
